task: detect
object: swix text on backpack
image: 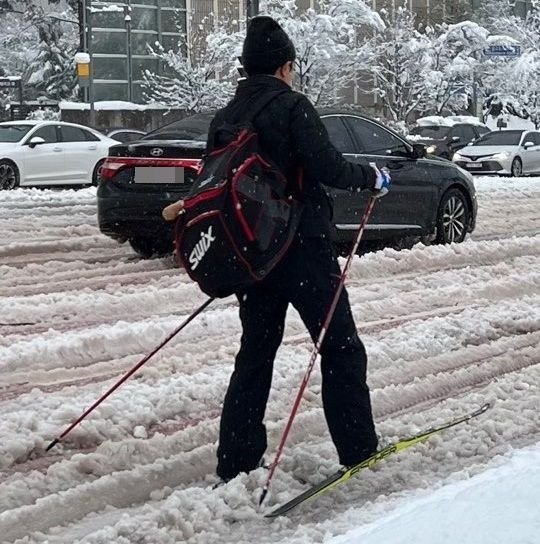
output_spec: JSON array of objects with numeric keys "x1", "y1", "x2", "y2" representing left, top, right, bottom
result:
[{"x1": 189, "y1": 226, "x2": 216, "y2": 270}]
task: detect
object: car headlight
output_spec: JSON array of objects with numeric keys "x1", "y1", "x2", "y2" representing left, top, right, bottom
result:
[
  {"x1": 453, "y1": 152, "x2": 463, "y2": 161},
  {"x1": 491, "y1": 152, "x2": 511, "y2": 161},
  {"x1": 426, "y1": 145, "x2": 437, "y2": 154}
]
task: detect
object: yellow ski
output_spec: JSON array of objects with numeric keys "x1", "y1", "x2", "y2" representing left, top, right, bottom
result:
[{"x1": 265, "y1": 403, "x2": 490, "y2": 518}]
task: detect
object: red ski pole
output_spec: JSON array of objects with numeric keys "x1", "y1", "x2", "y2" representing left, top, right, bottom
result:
[
  {"x1": 45, "y1": 296, "x2": 215, "y2": 452},
  {"x1": 259, "y1": 197, "x2": 376, "y2": 505}
]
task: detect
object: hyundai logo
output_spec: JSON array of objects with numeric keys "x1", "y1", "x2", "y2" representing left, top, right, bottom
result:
[{"x1": 150, "y1": 148, "x2": 164, "y2": 157}]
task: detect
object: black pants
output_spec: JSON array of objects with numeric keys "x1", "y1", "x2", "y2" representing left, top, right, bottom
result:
[{"x1": 217, "y1": 237, "x2": 377, "y2": 480}]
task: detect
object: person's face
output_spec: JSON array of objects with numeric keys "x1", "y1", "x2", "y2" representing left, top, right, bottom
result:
[{"x1": 276, "y1": 61, "x2": 295, "y2": 87}]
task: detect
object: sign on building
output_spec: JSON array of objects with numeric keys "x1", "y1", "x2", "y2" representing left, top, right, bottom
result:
[{"x1": 483, "y1": 45, "x2": 522, "y2": 57}]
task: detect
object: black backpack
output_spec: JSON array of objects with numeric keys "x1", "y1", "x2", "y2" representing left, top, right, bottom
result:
[{"x1": 175, "y1": 91, "x2": 303, "y2": 298}]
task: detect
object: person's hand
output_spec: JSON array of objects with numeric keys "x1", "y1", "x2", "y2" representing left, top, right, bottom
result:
[
  {"x1": 162, "y1": 200, "x2": 185, "y2": 221},
  {"x1": 369, "y1": 163, "x2": 391, "y2": 198}
]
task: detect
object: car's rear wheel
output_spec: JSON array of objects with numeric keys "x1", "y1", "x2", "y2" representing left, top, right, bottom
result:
[
  {"x1": 92, "y1": 160, "x2": 105, "y2": 186},
  {"x1": 511, "y1": 157, "x2": 522, "y2": 177},
  {"x1": 435, "y1": 188, "x2": 470, "y2": 244},
  {"x1": 128, "y1": 236, "x2": 172, "y2": 259},
  {"x1": 0, "y1": 160, "x2": 19, "y2": 190}
]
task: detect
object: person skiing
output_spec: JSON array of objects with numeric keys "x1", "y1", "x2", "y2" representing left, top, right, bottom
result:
[{"x1": 163, "y1": 15, "x2": 391, "y2": 482}]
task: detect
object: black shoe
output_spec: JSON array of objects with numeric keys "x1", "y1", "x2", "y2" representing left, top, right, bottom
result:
[
  {"x1": 342, "y1": 444, "x2": 378, "y2": 469},
  {"x1": 214, "y1": 456, "x2": 268, "y2": 487}
]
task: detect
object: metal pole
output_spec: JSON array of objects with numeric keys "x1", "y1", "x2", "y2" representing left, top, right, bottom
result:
[
  {"x1": 86, "y1": 0, "x2": 96, "y2": 127},
  {"x1": 246, "y1": 0, "x2": 259, "y2": 20},
  {"x1": 81, "y1": 0, "x2": 89, "y2": 104},
  {"x1": 472, "y1": 69, "x2": 477, "y2": 117},
  {"x1": 125, "y1": 2, "x2": 133, "y2": 102}
]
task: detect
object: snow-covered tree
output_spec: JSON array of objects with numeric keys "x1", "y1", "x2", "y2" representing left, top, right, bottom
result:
[
  {"x1": 142, "y1": 15, "x2": 241, "y2": 113},
  {"x1": 472, "y1": 0, "x2": 515, "y2": 26},
  {"x1": 477, "y1": 4, "x2": 540, "y2": 127},
  {"x1": 143, "y1": 0, "x2": 382, "y2": 111},
  {"x1": 263, "y1": 0, "x2": 383, "y2": 106},
  {"x1": 0, "y1": 4, "x2": 78, "y2": 102},
  {"x1": 368, "y1": 7, "x2": 433, "y2": 123},
  {"x1": 24, "y1": 6, "x2": 78, "y2": 101},
  {"x1": 422, "y1": 21, "x2": 490, "y2": 115}
]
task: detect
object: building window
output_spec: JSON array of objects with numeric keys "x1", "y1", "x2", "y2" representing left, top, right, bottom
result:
[{"x1": 87, "y1": 0, "x2": 187, "y2": 102}]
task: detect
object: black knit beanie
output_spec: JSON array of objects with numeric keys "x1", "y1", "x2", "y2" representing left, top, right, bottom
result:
[{"x1": 241, "y1": 16, "x2": 296, "y2": 76}]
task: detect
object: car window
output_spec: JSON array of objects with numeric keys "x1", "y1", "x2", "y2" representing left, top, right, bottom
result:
[
  {"x1": 32, "y1": 125, "x2": 59, "y2": 143},
  {"x1": 522, "y1": 133, "x2": 534, "y2": 145},
  {"x1": 533, "y1": 133, "x2": 540, "y2": 145},
  {"x1": 145, "y1": 113, "x2": 212, "y2": 141},
  {"x1": 0, "y1": 124, "x2": 34, "y2": 142},
  {"x1": 474, "y1": 130, "x2": 523, "y2": 146},
  {"x1": 111, "y1": 131, "x2": 143, "y2": 143},
  {"x1": 460, "y1": 125, "x2": 476, "y2": 143},
  {"x1": 346, "y1": 117, "x2": 409, "y2": 155},
  {"x1": 82, "y1": 129, "x2": 100, "y2": 142},
  {"x1": 409, "y1": 125, "x2": 451, "y2": 140},
  {"x1": 60, "y1": 126, "x2": 91, "y2": 142},
  {"x1": 321, "y1": 116, "x2": 356, "y2": 154},
  {"x1": 476, "y1": 126, "x2": 490, "y2": 136}
]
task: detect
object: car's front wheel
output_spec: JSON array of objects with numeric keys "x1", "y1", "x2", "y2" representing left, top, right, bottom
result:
[
  {"x1": 435, "y1": 188, "x2": 470, "y2": 244},
  {"x1": 128, "y1": 236, "x2": 172, "y2": 259},
  {"x1": 0, "y1": 160, "x2": 19, "y2": 190},
  {"x1": 511, "y1": 157, "x2": 522, "y2": 177}
]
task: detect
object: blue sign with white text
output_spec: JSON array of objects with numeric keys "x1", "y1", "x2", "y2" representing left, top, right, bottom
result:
[{"x1": 483, "y1": 45, "x2": 522, "y2": 57}]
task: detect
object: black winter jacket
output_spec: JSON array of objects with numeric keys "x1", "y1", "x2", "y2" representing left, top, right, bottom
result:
[{"x1": 206, "y1": 75, "x2": 377, "y2": 238}]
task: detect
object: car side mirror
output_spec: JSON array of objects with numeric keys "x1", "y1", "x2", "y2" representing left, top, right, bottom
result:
[
  {"x1": 451, "y1": 136, "x2": 461, "y2": 142},
  {"x1": 28, "y1": 136, "x2": 46, "y2": 148},
  {"x1": 523, "y1": 141, "x2": 534, "y2": 149},
  {"x1": 410, "y1": 143, "x2": 427, "y2": 159}
]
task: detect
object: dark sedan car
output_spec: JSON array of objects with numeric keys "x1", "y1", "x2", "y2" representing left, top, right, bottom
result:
[
  {"x1": 407, "y1": 119, "x2": 490, "y2": 159},
  {"x1": 98, "y1": 111, "x2": 477, "y2": 258}
]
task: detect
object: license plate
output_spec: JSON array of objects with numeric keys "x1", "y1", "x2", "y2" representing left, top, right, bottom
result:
[
  {"x1": 134, "y1": 166, "x2": 184, "y2": 184},
  {"x1": 466, "y1": 163, "x2": 483, "y2": 169}
]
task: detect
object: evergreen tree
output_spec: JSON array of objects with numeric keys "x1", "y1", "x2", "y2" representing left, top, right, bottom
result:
[{"x1": 24, "y1": 6, "x2": 78, "y2": 101}]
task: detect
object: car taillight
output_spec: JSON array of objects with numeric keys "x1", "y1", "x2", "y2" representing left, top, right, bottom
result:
[{"x1": 100, "y1": 157, "x2": 201, "y2": 181}]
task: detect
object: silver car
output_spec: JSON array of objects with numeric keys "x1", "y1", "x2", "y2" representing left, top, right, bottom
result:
[{"x1": 452, "y1": 129, "x2": 540, "y2": 176}]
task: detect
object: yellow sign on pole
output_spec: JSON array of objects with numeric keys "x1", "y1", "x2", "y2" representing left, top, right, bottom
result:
[{"x1": 77, "y1": 63, "x2": 90, "y2": 77}]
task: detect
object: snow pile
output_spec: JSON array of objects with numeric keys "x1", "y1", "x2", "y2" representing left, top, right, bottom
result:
[{"x1": 331, "y1": 443, "x2": 540, "y2": 544}]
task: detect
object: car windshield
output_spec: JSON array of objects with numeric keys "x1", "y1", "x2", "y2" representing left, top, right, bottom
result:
[
  {"x1": 473, "y1": 130, "x2": 523, "y2": 146},
  {"x1": 0, "y1": 124, "x2": 34, "y2": 142},
  {"x1": 410, "y1": 126, "x2": 451, "y2": 140},
  {"x1": 144, "y1": 114, "x2": 212, "y2": 141}
]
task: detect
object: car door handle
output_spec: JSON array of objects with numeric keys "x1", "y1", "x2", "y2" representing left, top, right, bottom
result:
[
  {"x1": 53, "y1": 147, "x2": 62, "y2": 152},
  {"x1": 88, "y1": 145, "x2": 97, "y2": 150}
]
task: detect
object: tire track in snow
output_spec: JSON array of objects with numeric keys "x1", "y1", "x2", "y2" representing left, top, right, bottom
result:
[
  {"x1": 1, "y1": 357, "x2": 538, "y2": 543},
  {"x1": 2, "y1": 336, "x2": 537, "y2": 507}
]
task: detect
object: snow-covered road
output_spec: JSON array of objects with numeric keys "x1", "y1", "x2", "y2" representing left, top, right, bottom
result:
[{"x1": 0, "y1": 177, "x2": 538, "y2": 543}]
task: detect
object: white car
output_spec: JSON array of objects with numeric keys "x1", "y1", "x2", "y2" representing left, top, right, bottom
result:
[
  {"x1": 0, "y1": 121, "x2": 118, "y2": 190},
  {"x1": 452, "y1": 129, "x2": 540, "y2": 176}
]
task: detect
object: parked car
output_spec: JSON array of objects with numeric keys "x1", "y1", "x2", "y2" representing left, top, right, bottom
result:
[
  {"x1": 106, "y1": 128, "x2": 146, "y2": 143},
  {"x1": 0, "y1": 120, "x2": 118, "y2": 190},
  {"x1": 98, "y1": 111, "x2": 477, "y2": 258},
  {"x1": 452, "y1": 129, "x2": 540, "y2": 176},
  {"x1": 407, "y1": 116, "x2": 490, "y2": 159}
]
